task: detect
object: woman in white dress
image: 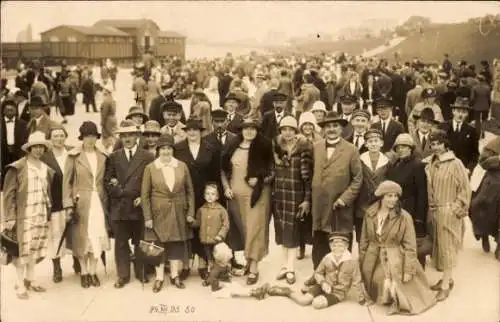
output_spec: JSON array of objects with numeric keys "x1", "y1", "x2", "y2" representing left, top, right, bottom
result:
[{"x1": 63, "y1": 121, "x2": 110, "y2": 289}]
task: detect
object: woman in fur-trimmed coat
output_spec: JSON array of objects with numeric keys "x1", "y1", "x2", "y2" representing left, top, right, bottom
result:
[
  {"x1": 221, "y1": 118, "x2": 273, "y2": 285},
  {"x1": 271, "y1": 116, "x2": 313, "y2": 284}
]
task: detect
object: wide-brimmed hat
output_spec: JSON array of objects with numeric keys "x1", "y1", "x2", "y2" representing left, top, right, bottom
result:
[
  {"x1": 183, "y1": 118, "x2": 205, "y2": 131},
  {"x1": 211, "y1": 108, "x2": 229, "y2": 120},
  {"x1": 156, "y1": 133, "x2": 175, "y2": 149},
  {"x1": 161, "y1": 101, "x2": 183, "y2": 113},
  {"x1": 126, "y1": 106, "x2": 149, "y2": 122},
  {"x1": 352, "y1": 109, "x2": 371, "y2": 121},
  {"x1": 279, "y1": 116, "x2": 298, "y2": 131},
  {"x1": 451, "y1": 97, "x2": 472, "y2": 110},
  {"x1": 328, "y1": 231, "x2": 350, "y2": 243},
  {"x1": 340, "y1": 95, "x2": 357, "y2": 104},
  {"x1": 393, "y1": 133, "x2": 415, "y2": 150},
  {"x1": 414, "y1": 107, "x2": 440, "y2": 125},
  {"x1": 421, "y1": 87, "x2": 437, "y2": 99},
  {"x1": 375, "y1": 180, "x2": 402, "y2": 197},
  {"x1": 1, "y1": 99, "x2": 17, "y2": 111},
  {"x1": 78, "y1": 121, "x2": 101, "y2": 140},
  {"x1": 143, "y1": 120, "x2": 162, "y2": 134},
  {"x1": 114, "y1": 119, "x2": 141, "y2": 135},
  {"x1": 29, "y1": 95, "x2": 47, "y2": 108},
  {"x1": 222, "y1": 93, "x2": 241, "y2": 105},
  {"x1": 22, "y1": 131, "x2": 52, "y2": 152},
  {"x1": 317, "y1": 111, "x2": 348, "y2": 128},
  {"x1": 272, "y1": 92, "x2": 288, "y2": 102},
  {"x1": 239, "y1": 117, "x2": 261, "y2": 130},
  {"x1": 311, "y1": 101, "x2": 327, "y2": 113},
  {"x1": 374, "y1": 97, "x2": 393, "y2": 110}
]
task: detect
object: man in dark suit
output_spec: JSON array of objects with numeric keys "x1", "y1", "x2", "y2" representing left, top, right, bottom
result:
[
  {"x1": 348, "y1": 109, "x2": 370, "y2": 154},
  {"x1": 12, "y1": 89, "x2": 30, "y2": 123},
  {"x1": 26, "y1": 95, "x2": 60, "y2": 137},
  {"x1": 223, "y1": 93, "x2": 244, "y2": 134},
  {"x1": 1, "y1": 99, "x2": 28, "y2": 189},
  {"x1": 203, "y1": 108, "x2": 245, "y2": 272},
  {"x1": 148, "y1": 85, "x2": 175, "y2": 127},
  {"x1": 439, "y1": 97, "x2": 479, "y2": 174},
  {"x1": 260, "y1": 92, "x2": 291, "y2": 140},
  {"x1": 339, "y1": 95, "x2": 357, "y2": 139},
  {"x1": 218, "y1": 68, "x2": 233, "y2": 107},
  {"x1": 104, "y1": 120, "x2": 154, "y2": 288},
  {"x1": 259, "y1": 78, "x2": 280, "y2": 116},
  {"x1": 371, "y1": 98, "x2": 405, "y2": 153}
]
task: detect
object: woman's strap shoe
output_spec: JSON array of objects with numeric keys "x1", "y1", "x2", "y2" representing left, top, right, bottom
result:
[
  {"x1": 90, "y1": 275, "x2": 100, "y2": 287},
  {"x1": 436, "y1": 288, "x2": 451, "y2": 302},
  {"x1": 152, "y1": 280, "x2": 164, "y2": 293},
  {"x1": 80, "y1": 275, "x2": 90, "y2": 288},
  {"x1": 170, "y1": 276, "x2": 185, "y2": 289},
  {"x1": 246, "y1": 272, "x2": 259, "y2": 285},
  {"x1": 24, "y1": 280, "x2": 46, "y2": 292}
]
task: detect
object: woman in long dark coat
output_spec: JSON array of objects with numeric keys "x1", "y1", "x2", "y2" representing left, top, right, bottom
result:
[
  {"x1": 221, "y1": 118, "x2": 273, "y2": 285},
  {"x1": 141, "y1": 134, "x2": 195, "y2": 293},
  {"x1": 271, "y1": 116, "x2": 312, "y2": 285},
  {"x1": 174, "y1": 118, "x2": 218, "y2": 280},
  {"x1": 359, "y1": 181, "x2": 436, "y2": 316},
  {"x1": 470, "y1": 136, "x2": 500, "y2": 260},
  {"x1": 385, "y1": 133, "x2": 429, "y2": 268}
]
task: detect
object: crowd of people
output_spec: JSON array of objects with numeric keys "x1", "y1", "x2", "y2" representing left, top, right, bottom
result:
[{"x1": 0, "y1": 49, "x2": 499, "y2": 316}]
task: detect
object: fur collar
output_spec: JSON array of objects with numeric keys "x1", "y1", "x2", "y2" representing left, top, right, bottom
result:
[
  {"x1": 360, "y1": 151, "x2": 389, "y2": 171},
  {"x1": 422, "y1": 150, "x2": 456, "y2": 164}
]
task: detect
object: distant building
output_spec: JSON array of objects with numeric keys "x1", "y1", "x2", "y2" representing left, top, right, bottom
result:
[{"x1": 16, "y1": 24, "x2": 33, "y2": 42}]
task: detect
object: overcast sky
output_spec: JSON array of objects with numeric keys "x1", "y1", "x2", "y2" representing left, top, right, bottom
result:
[{"x1": 1, "y1": 1, "x2": 498, "y2": 42}]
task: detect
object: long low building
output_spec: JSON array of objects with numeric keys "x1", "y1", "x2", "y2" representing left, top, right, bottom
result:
[{"x1": 1, "y1": 19, "x2": 186, "y2": 68}]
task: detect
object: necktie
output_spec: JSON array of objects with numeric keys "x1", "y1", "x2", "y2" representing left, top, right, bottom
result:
[
  {"x1": 354, "y1": 134, "x2": 362, "y2": 148},
  {"x1": 217, "y1": 132, "x2": 223, "y2": 144},
  {"x1": 381, "y1": 121, "x2": 386, "y2": 134},
  {"x1": 456, "y1": 123, "x2": 461, "y2": 133},
  {"x1": 169, "y1": 127, "x2": 174, "y2": 135},
  {"x1": 421, "y1": 135, "x2": 427, "y2": 149},
  {"x1": 227, "y1": 114, "x2": 233, "y2": 122},
  {"x1": 128, "y1": 149, "x2": 133, "y2": 162},
  {"x1": 277, "y1": 113, "x2": 283, "y2": 122}
]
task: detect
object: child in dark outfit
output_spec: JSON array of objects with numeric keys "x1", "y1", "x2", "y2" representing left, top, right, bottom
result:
[{"x1": 191, "y1": 183, "x2": 230, "y2": 291}]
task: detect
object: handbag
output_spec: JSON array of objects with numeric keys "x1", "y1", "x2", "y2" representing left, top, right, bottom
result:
[
  {"x1": 136, "y1": 228, "x2": 165, "y2": 267},
  {"x1": 0, "y1": 226, "x2": 19, "y2": 265}
]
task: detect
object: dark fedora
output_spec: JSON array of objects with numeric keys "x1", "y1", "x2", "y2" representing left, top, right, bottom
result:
[
  {"x1": 318, "y1": 111, "x2": 348, "y2": 128},
  {"x1": 451, "y1": 97, "x2": 472, "y2": 110},
  {"x1": 29, "y1": 95, "x2": 47, "y2": 108},
  {"x1": 156, "y1": 133, "x2": 175, "y2": 149},
  {"x1": 272, "y1": 92, "x2": 288, "y2": 102},
  {"x1": 126, "y1": 106, "x2": 149, "y2": 123},
  {"x1": 340, "y1": 95, "x2": 357, "y2": 104},
  {"x1": 211, "y1": 108, "x2": 228, "y2": 120},
  {"x1": 161, "y1": 101, "x2": 183, "y2": 113},
  {"x1": 183, "y1": 118, "x2": 205, "y2": 131},
  {"x1": 239, "y1": 117, "x2": 261, "y2": 130},
  {"x1": 222, "y1": 93, "x2": 241, "y2": 105},
  {"x1": 414, "y1": 107, "x2": 440, "y2": 125},
  {"x1": 374, "y1": 97, "x2": 394, "y2": 110},
  {"x1": 78, "y1": 121, "x2": 101, "y2": 140},
  {"x1": 1, "y1": 99, "x2": 17, "y2": 111}
]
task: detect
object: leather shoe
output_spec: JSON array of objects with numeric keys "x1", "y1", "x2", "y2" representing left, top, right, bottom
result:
[
  {"x1": 114, "y1": 277, "x2": 130, "y2": 288},
  {"x1": 179, "y1": 269, "x2": 190, "y2": 281},
  {"x1": 90, "y1": 275, "x2": 100, "y2": 287},
  {"x1": 482, "y1": 236, "x2": 491, "y2": 253},
  {"x1": 170, "y1": 276, "x2": 185, "y2": 289},
  {"x1": 152, "y1": 280, "x2": 164, "y2": 293},
  {"x1": 430, "y1": 279, "x2": 454, "y2": 291},
  {"x1": 137, "y1": 276, "x2": 149, "y2": 284},
  {"x1": 81, "y1": 275, "x2": 90, "y2": 288}
]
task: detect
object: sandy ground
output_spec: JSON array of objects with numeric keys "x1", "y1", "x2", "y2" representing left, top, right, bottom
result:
[{"x1": 1, "y1": 69, "x2": 499, "y2": 322}]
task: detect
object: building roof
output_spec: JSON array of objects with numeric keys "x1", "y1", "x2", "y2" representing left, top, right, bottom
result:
[
  {"x1": 41, "y1": 25, "x2": 130, "y2": 37},
  {"x1": 94, "y1": 19, "x2": 159, "y2": 30},
  {"x1": 158, "y1": 30, "x2": 185, "y2": 38}
]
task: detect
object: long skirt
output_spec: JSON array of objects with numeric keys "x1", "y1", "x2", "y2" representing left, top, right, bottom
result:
[
  {"x1": 364, "y1": 255, "x2": 436, "y2": 315},
  {"x1": 228, "y1": 187, "x2": 271, "y2": 262},
  {"x1": 84, "y1": 191, "x2": 110, "y2": 259},
  {"x1": 61, "y1": 96, "x2": 75, "y2": 116},
  {"x1": 17, "y1": 213, "x2": 49, "y2": 265},
  {"x1": 47, "y1": 210, "x2": 70, "y2": 258},
  {"x1": 430, "y1": 208, "x2": 464, "y2": 271}
]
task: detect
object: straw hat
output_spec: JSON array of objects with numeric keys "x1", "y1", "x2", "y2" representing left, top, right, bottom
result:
[
  {"x1": 114, "y1": 119, "x2": 141, "y2": 135},
  {"x1": 22, "y1": 131, "x2": 52, "y2": 152},
  {"x1": 126, "y1": 106, "x2": 149, "y2": 123},
  {"x1": 143, "y1": 120, "x2": 162, "y2": 134}
]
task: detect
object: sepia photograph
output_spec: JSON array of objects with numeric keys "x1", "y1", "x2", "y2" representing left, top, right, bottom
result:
[{"x1": 0, "y1": 1, "x2": 499, "y2": 321}]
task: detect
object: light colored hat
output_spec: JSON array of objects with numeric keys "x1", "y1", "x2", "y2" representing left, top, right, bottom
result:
[
  {"x1": 143, "y1": 120, "x2": 161, "y2": 134},
  {"x1": 114, "y1": 119, "x2": 141, "y2": 135},
  {"x1": 279, "y1": 116, "x2": 298, "y2": 131},
  {"x1": 392, "y1": 133, "x2": 415, "y2": 150},
  {"x1": 374, "y1": 180, "x2": 403, "y2": 197},
  {"x1": 311, "y1": 101, "x2": 327, "y2": 113},
  {"x1": 298, "y1": 111, "x2": 320, "y2": 132},
  {"x1": 22, "y1": 131, "x2": 52, "y2": 152}
]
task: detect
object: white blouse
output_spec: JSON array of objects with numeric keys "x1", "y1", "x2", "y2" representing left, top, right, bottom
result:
[{"x1": 155, "y1": 158, "x2": 178, "y2": 191}]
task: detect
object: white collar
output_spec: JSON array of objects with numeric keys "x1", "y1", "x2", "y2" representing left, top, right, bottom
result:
[
  {"x1": 126, "y1": 144, "x2": 138, "y2": 156},
  {"x1": 354, "y1": 130, "x2": 366, "y2": 137},
  {"x1": 4, "y1": 116, "x2": 15, "y2": 122},
  {"x1": 418, "y1": 130, "x2": 428, "y2": 138},
  {"x1": 325, "y1": 137, "x2": 341, "y2": 145},
  {"x1": 360, "y1": 151, "x2": 389, "y2": 171},
  {"x1": 154, "y1": 157, "x2": 178, "y2": 169}
]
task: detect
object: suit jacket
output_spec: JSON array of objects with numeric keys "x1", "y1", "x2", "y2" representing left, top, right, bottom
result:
[
  {"x1": 347, "y1": 132, "x2": 368, "y2": 154},
  {"x1": 218, "y1": 74, "x2": 233, "y2": 106},
  {"x1": 371, "y1": 119, "x2": 405, "y2": 153},
  {"x1": 411, "y1": 131, "x2": 433, "y2": 160},
  {"x1": 148, "y1": 95, "x2": 167, "y2": 127},
  {"x1": 1, "y1": 117, "x2": 28, "y2": 172},
  {"x1": 405, "y1": 86, "x2": 424, "y2": 117},
  {"x1": 340, "y1": 115, "x2": 354, "y2": 140},
  {"x1": 18, "y1": 99, "x2": 31, "y2": 123},
  {"x1": 259, "y1": 88, "x2": 279, "y2": 116},
  {"x1": 439, "y1": 121, "x2": 479, "y2": 172},
  {"x1": 470, "y1": 83, "x2": 492, "y2": 112},
  {"x1": 311, "y1": 138, "x2": 363, "y2": 233},
  {"x1": 226, "y1": 113, "x2": 244, "y2": 134},
  {"x1": 41, "y1": 147, "x2": 72, "y2": 212},
  {"x1": 261, "y1": 109, "x2": 292, "y2": 140},
  {"x1": 104, "y1": 147, "x2": 154, "y2": 221},
  {"x1": 27, "y1": 113, "x2": 60, "y2": 136},
  {"x1": 160, "y1": 122, "x2": 187, "y2": 144}
]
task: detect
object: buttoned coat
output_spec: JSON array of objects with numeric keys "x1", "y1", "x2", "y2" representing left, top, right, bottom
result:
[
  {"x1": 41, "y1": 146, "x2": 72, "y2": 213},
  {"x1": 62, "y1": 145, "x2": 110, "y2": 256},
  {"x1": 192, "y1": 202, "x2": 230, "y2": 244},
  {"x1": 439, "y1": 121, "x2": 479, "y2": 172},
  {"x1": 141, "y1": 159, "x2": 195, "y2": 242},
  {"x1": 104, "y1": 147, "x2": 154, "y2": 221},
  {"x1": 27, "y1": 113, "x2": 60, "y2": 137},
  {"x1": 371, "y1": 119, "x2": 405, "y2": 153},
  {"x1": 411, "y1": 131, "x2": 433, "y2": 160},
  {"x1": 311, "y1": 138, "x2": 363, "y2": 234}
]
